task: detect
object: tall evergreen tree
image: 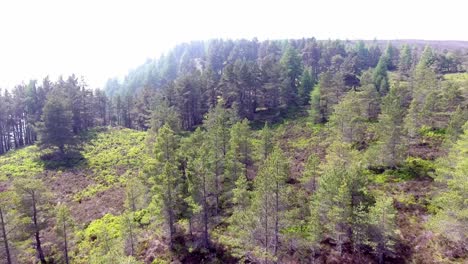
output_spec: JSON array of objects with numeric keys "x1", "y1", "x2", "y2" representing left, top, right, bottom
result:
[
  {"x1": 150, "y1": 124, "x2": 180, "y2": 248},
  {"x1": 298, "y1": 68, "x2": 315, "y2": 105},
  {"x1": 250, "y1": 146, "x2": 289, "y2": 262},
  {"x1": 39, "y1": 89, "x2": 75, "y2": 154},
  {"x1": 14, "y1": 178, "x2": 52, "y2": 264},
  {"x1": 280, "y1": 45, "x2": 303, "y2": 106}
]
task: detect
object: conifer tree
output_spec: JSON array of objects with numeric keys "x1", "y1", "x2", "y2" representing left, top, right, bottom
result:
[
  {"x1": 39, "y1": 89, "x2": 75, "y2": 154},
  {"x1": 14, "y1": 178, "x2": 52, "y2": 264},
  {"x1": 55, "y1": 203, "x2": 74, "y2": 264},
  {"x1": 225, "y1": 119, "x2": 252, "y2": 195},
  {"x1": 368, "y1": 195, "x2": 398, "y2": 264},
  {"x1": 404, "y1": 63, "x2": 439, "y2": 139},
  {"x1": 398, "y1": 44, "x2": 413, "y2": 77},
  {"x1": 150, "y1": 124, "x2": 180, "y2": 248},
  {"x1": 182, "y1": 128, "x2": 213, "y2": 247},
  {"x1": 329, "y1": 91, "x2": 366, "y2": 145},
  {"x1": 374, "y1": 84, "x2": 408, "y2": 168},
  {"x1": 428, "y1": 123, "x2": 468, "y2": 245},
  {"x1": 203, "y1": 102, "x2": 238, "y2": 213},
  {"x1": 259, "y1": 122, "x2": 273, "y2": 161},
  {"x1": 301, "y1": 154, "x2": 320, "y2": 192},
  {"x1": 280, "y1": 45, "x2": 303, "y2": 106},
  {"x1": 250, "y1": 146, "x2": 289, "y2": 262},
  {"x1": 0, "y1": 190, "x2": 16, "y2": 264},
  {"x1": 313, "y1": 142, "x2": 367, "y2": 256},
  {"x1": 446, "y1": 106, "x2": 468, "y2": 142},
  {"x1": 298, "y1": 68, "x2": 315, "y2": 105},
  {"x1": 373, "y1": 56, "x2": 389, "y2": 95}
]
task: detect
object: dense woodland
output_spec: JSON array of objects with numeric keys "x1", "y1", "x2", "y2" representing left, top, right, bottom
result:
[{"x1": 0, "y1": 38, "x2": 467, "y2": 263}]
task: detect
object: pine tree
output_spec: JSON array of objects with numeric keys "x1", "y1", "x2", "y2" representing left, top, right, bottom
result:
[
  {"x1": 308, "y1": 84, "x2": 323, "y2": 123},
  {"x1": 329, "y1": 91, "x2": 366, "y2": 145},
  {"x1": 298, "y1": 68, "x2": 315, "y2": 105},
  {"x1": 404, "y1": 64, "x2": 439, "y2": 139},
  {"x1": 398, "y1": 44, "x2": 413, "y2": 77},
  {"x1": 280, "y1": 45, "x2": 303, "y2": 106},
  {"x1": 203, "y1": 102, "x2": 238, "y2": 213},
  {"x1": 446, "y1": 106, "x2": 468, "y2": 142},
  {"x1": 313, "y1": 142, "x2": 367, "y2": 256},
  {"x1": 373, "y1": 55, "x2": 389, "y2": 95},
  {"x1": 14, "y1": 178, "x2": 52, "y2": 264},
  {"x1": 39, "y1": 89, "x2": 75, "y2": 154},
  {"x1": 259, "y1": 122, "x2": 273, "y2": 161},
  {"x1": 301, "y1": 154, "x2": 320, "y2": 192},
  {"x1": 55, "y1": 203, "x2": 74, "y2": 264},
  {"x1": 125, "y1": 176, "x2": 146, "y2": 212},
  {"x1": 225, "y1": 119, "x2": 252, "y2": 195},
  {"x1": 368, "y1": 195, "x2": 398, "y2": 264},
  {"x1": 373, "y1": 84, "x2": 408, "y2": 168},
  {"x1": 150, "y1": 124, "x2": 180, "y2": 248},
  {"x1": 250, "y1": 146, "x2": 289, "y2": 262},
  {"x1": 182, "y1": 128, "x2": 213, "y2": 247},
  {"x1": 428, "y1": 123, "x2": 468, "y2": 245},
  {"x1": 0, "y1": 190, "x2": 17, "y2": 264}
]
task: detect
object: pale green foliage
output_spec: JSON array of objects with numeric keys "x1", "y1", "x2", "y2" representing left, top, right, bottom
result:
[
  {"x1": 125, "y1": 176, "x2": 146, "y2": 212},
  {"x1": 368, "y1": 195, "x2": 398, "y2": 263},
  {"x1": 55, "y1": 203, "x2": 74, "y2": 263},
  {"x1": 0, "y1": 190, "x2": 18, "y2": 264},
  {"x1": 0, "y1": 146, "x2": 43, "y2": 180},
  {"x1": 398, "y1": 44, "x2": 413, "y2": 77},
  {"x1": 258, "y1": 122, "x2": 273, "y2": 161},
  {"x1": 225, "y1": 119, "x2": 252, "y2": 195},
  {"x1": 329, "y1": 91, "x2": 367, "y2": 145},
  {"x1": 312, "y1": 141, "x2": 367, "y2": 255},
  {"x1": 13, "y1": 177, "x2": 53, "y2": 263},
  {"x1": 76, "y1": 214, "x2": 128, "y2": 264},
  {"x1": 83, "y1": 129, "x2": 148, "y2": 185},
  {"x1": 309, "y1": 84, "x2": 322, "y2": 124},
  {"x1": 301, "y1": 154, "x2": 320, "y2": 192},
  {"x1": 371, "y1": 84, "x2": 408, "y2": 168},
  {"x1": 149, "y1": 124, "x2": 181, "y2": 245},
  {"x1": 249, "y1": 146, "x2": 289, "y2": 261},
  {"x1": 150, "y1": 96, "x2": 181, "y2": 133},
  {"x1": 428, "y1": 123, "x2": 468, "y2": 243},
  {"x1": 446, "y1": 106, "x2": 468, "y2": 142},
  {"x1": 404, "y1": 65, "x2": 439, "y2": 138}
]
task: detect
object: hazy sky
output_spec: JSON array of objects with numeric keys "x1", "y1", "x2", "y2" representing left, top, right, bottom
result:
[{"x1": 0, "y1": 0, "x2": 466, "y2": 89}]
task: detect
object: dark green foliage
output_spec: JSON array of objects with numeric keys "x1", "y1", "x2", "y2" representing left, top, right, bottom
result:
[
  {"x1": 39, "y1": 89, "x2": 75, "y2": 154},
  {"x1": 298, "y1": 68, "x2": 315, "y2": 105},
  {"x1": 1, "y1": 38, "x2": 468, "y2": 264},
  {"x1": 373, "y1": 55, "x2": 389, "y2": 95}
]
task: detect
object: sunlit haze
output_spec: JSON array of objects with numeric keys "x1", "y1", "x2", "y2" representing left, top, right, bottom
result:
[{"x1": 0, "y1": 0, "x2": 466, "y2": 89}]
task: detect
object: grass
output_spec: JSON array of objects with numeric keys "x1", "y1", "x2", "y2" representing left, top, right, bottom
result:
[
  {"x1": 82, "y1": 128, "x2": 148, "y2": 184},
  {"x1": 443, "y1": 72, "x2": 468, "y2": 83},
  {"x1": 0, "y1": 146, "x2": 43, "y2": 181},
  {"x1": 0, "y1": 127, "x2": 149, "y2": 201}
]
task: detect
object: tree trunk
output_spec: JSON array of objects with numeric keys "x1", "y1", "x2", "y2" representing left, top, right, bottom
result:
[
  {"x1": 0, "y1": 207, "x2": 12, "y2": 264},
  {"x1": 264, "y1": 195, "x2": 269, "y2": 264},
  {"x1": 32, "y1": 192, "x2": 46, "y2": 264},
  {"x1": 274, "y1": 180, "x2": 279, "y2": 258},
  {"x1": 167, "y1": 180, "x2": 175, "y2": 249},
  {"x1": 127, "y1": 216, "x2": 135, "y2": 256},
  {"x1": 63, "y1": 221, "x2": 69, "y2": 264},
  {"x1": 202, "y1": 173, "x2": 209, "y2": 248}
]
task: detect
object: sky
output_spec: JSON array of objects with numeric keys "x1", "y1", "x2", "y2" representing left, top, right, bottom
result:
[{"x1": 0, "y1": 0, "x2": 467, "y2": 89}]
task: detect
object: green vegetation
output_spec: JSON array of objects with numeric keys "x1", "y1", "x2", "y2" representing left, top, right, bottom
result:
[{"x1": 1, "y1": 38, "x2": 467, "y2": 263}]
